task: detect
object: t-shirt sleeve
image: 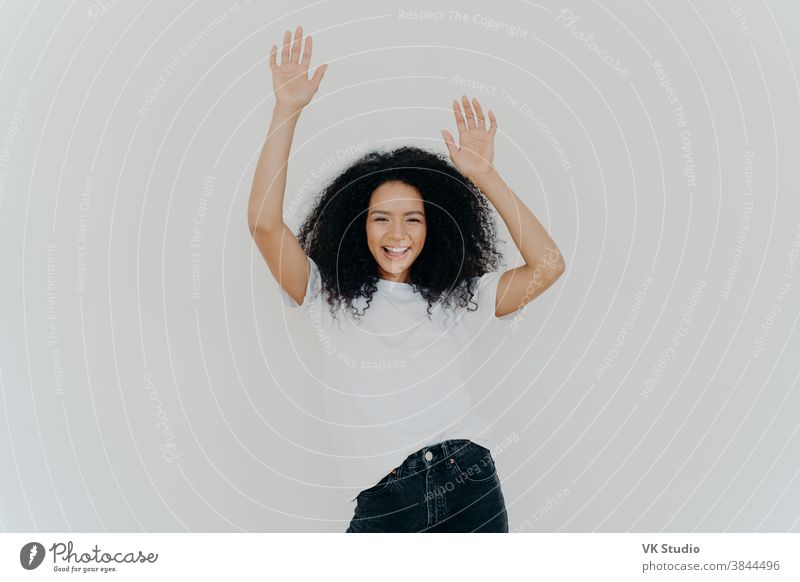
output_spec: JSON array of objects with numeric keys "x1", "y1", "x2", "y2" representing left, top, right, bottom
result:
[
  {"x1": 461, "y1": 270, "x2": 526, "y2": 334},
  {"x1": 279, "y1": 255, "x2": 322, "y2": 309}
]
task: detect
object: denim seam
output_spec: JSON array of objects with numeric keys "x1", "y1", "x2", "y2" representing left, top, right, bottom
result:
[{"x1": 448, "y1": 440, "x2": 497, "y2": 484}]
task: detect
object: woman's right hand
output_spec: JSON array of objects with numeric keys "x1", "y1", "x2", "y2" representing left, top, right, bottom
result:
[{"x1": 270, "y1": 25, "x2": 328, "y2": 112}]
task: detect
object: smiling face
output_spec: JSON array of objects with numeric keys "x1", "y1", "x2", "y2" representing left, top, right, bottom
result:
[{"x1": 366, "y1": 180, "x2": 427, "y2": 283}]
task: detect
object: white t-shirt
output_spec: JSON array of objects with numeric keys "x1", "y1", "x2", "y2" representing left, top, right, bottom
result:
[{"x1": 280, "y1": 255, "x2": 522, "y2": 503}]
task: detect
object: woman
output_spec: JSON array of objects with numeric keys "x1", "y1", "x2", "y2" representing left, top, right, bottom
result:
[{"x1": 248, "y1": 25, "x2": 565, "y2": 532}]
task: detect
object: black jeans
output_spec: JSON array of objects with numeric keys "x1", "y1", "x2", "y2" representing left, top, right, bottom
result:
[{"x1": 345, "y1": 439, "x2": 508, "y2": 532}]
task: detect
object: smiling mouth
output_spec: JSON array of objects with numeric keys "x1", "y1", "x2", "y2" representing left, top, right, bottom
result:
[{"x1": 382, "y1": 246, "x2": 410, "y2": 259}]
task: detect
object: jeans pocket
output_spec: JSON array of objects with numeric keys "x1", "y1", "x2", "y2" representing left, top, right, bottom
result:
[
  {"x1": 450, "y1": 441, "x2": 497, "y2": 483},
  {"x1": 358, "y1": 467, "x2": 399, "y2": 498}
]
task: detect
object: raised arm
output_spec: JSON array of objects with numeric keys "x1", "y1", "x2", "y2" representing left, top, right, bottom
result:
[
  {"x1": 441, "y1": 95, "x2": 566, "y2": 318},
  {"x1": 247, "y1": 25, "x2": 328, "y2": 306}
]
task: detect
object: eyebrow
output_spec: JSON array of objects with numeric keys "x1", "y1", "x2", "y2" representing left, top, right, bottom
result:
[{"x1": 369, "y1": 210, "x2": 425, "y2": 216}]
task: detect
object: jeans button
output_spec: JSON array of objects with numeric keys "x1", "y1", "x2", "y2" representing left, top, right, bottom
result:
[{"x1": 424, "y1": 451, "x2": 433, "y2": 461}]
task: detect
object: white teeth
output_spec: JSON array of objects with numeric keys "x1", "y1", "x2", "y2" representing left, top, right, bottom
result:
[{"x1": 383, "y1": 246, "x2": 409, "y2": 257}]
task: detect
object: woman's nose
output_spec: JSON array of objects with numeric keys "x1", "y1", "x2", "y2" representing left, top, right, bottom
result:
[{"x1": 390, "y1": 223, "x2": 407, "y2": 237}]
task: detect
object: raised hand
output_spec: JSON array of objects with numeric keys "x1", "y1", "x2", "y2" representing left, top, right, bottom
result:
[
  {"x1": 269, "y1": 25, "x2": 328, "y2": 112},
  {"x1": 441, "y1": 95, "x2": 497, "y2": 179}
]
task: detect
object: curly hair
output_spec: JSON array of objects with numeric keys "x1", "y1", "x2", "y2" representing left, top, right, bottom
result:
[{"x1": 296, "y1": 145, "x2": 503, "y2": 322}]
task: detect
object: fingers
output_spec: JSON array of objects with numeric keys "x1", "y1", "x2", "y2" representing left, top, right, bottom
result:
[
  {"x1": 269, "y1": 44, "x2": 277, "y2": 69},
  {"x1": 488, "y1": 109, "x2": 497, "y2": 136},
  {"x1": 471, "y1": 97, "x2": 486, "y2": 131},
  {"x1": 275, "y1": 27, "x2": 314, "y2": 70},
  {"x1": 280, "y1": 30, "x2": 291, "y2": 66},
  {"x1": 452, "y1": 100, "x2": 467, "y2": 135},
  {"x1": 290, "y1": 25, "x2": 303, "y2": 63},
  {"x1": 453, "y1": 96, "x2": 496, "y2": 134},
  {"x1": 441, "y1": 129, "x2": 458, "y2": 159},
  {"x1": 310, "y1": 63, "x2": 328, "y2": 91},
  {"x1": 461, "y1": 95, "x2": 476, "y2": 130},
  {"x1": 301, "y1": 35, "x2": 312, "y2": 69}
]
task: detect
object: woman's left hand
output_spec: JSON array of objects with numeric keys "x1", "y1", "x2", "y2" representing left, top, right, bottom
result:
[{"x1": 441, "y1": 95, "x2": 497, "y2": 179}]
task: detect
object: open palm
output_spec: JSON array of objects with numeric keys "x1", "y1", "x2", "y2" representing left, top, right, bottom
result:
[
  {"x1": 441, "y1": 96, "x2": 497, "y2": 178},
  {"x1": 269, "y1": 26, "x2": 328, "y2": 111}
]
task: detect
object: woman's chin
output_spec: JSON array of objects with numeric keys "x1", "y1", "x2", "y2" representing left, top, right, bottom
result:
[{"x1": 375, "y1": 258, "x2": 414, "y2": 276}]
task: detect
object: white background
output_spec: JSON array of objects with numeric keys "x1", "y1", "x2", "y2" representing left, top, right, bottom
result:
[{"x1": 1, "y1": 0, "x2": 799, "y2": 532}]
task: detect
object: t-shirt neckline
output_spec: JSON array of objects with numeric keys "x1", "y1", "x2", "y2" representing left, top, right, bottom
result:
[{"x1": 375, "y1": 277, "x2": 415, "y2": 291}]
